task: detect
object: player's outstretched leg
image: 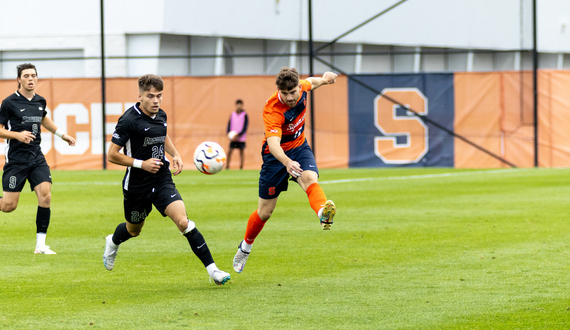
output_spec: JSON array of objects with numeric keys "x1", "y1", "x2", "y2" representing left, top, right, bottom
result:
[
  {"x1": 319, "y1": 200, "x2": 336, "y2": 230},
  {"x1": 233, "y1": 240, "x2": 251, "y2": 273}
]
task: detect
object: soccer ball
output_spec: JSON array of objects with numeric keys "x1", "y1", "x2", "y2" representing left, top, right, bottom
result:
[
  {"x1": 193, "y1": 141, "x2": 226, "y2": 175},
  {"x1": 228, "y1": 130, "x2": 237, "y2": 140}
]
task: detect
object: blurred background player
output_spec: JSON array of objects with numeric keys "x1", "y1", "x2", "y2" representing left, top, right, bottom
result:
[
  {"x1": 226, "y1": 99, "x2": 248, "y2": 170},
  {"x1": 232, "y1": 67, "x2": 337, "y2": 273},
  {"x1": 0, "y1": 63, "x2": 77, "y2": 254},
  {"x1": 103, "y1": 74, "x2": 230, "y2": 286}
]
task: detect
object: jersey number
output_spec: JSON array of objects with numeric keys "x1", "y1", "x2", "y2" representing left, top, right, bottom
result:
[
  {"x1": 152, "y1": 145, "x2": 164, "y2": 159},
  {"x1": 32, "y1": 124, "x2": 39, "y2": 136},
  {"x1": 374, "y1": 88, "x2": 428, "y2": 164}
]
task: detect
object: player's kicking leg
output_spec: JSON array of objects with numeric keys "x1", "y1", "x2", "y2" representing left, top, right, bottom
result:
[{"x1": 319, "y1": 200, "x2": 336, "y2": 230}]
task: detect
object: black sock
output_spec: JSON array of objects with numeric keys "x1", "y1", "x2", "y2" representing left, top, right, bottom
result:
[
  {"x1": 112, "y1": 222, "x2": 133, "y2": 245},
  {"x1": 184, "y1": 228, "x2": 215, "y2": 267},
  {"x1": 36, "y1": 206, "x2": 50, "y2": 234}
]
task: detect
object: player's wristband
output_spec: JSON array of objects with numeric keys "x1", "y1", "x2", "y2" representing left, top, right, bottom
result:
[
  {"x1": 132, "y1": 159, "x2": 143, "y2": 168},
  {"x1": 55, "y1": 128, "x2": 65, "y2": 138}
]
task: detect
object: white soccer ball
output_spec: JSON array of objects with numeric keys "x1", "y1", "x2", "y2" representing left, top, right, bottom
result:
[
  {"x1": 193, "y1": 141, "x2": 226, "y2": 175},
  {"x1": 228, "y1": 130, "x2": 237, "y2": 140}
]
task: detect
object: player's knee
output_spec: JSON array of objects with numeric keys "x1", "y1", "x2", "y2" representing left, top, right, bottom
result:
[
  {"x1": 258, "y1": 209, "x2": 272, "y2": 221},
  {"x1": 128, "y1": 228, "x2": 142, "y2": 237},
  {"x1": 38, "y1": 192, "x2": 51, "y2": 206},
  {"x1": 304, "y1": 172, "x2": 318, "y2": 184},
  {"x1": 182, "y1": 220, "x2": 196, "y2": 234},
  {"x1": 2, "y1": 202, "x2": 17, "y2": 212}
]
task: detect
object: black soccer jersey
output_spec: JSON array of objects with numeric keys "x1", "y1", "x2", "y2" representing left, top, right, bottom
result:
[
  {"x1": 0, "y1": 91, "x2": 47, "y2": 163},
  {"x1": 111, "y1": 102, "x2": 171, "y2": 192}
]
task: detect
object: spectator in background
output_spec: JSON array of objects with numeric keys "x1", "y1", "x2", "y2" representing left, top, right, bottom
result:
[{"x1": 226, "y1": 99, "x2": 248, "y2": 170}]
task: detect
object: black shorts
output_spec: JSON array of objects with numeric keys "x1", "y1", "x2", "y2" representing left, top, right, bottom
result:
[
  {"x1": 2, "y1": 155, "x2": 52, "y2": 192},
  {"x1": 229, "y1": 141, "x2": 246, "y2": 149},
  {"x1": 258, "y1": 141, "x2": 318, "y2": 199},
  {"x1": 123, "y1": 177, "x2": 183, "y2": 224}
]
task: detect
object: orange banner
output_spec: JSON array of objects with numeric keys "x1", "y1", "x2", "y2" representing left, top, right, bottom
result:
[
  {"x1": 0, "y1": 76, "x2": 349, "y2": 170},
  {"x1": 454, "y1": 71, "x2": 570, "y2": 168}
]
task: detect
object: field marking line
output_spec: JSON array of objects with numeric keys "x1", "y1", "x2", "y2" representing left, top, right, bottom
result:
[
  {"x1": 57, "y1": 181, "x2": 120, "y2": 185},
  {"x1": 319, "y1": 168, "x2": 531, "y2": 185},
  {"x1": 55, "y1": 168, "x2": 563, "y2": 186}
]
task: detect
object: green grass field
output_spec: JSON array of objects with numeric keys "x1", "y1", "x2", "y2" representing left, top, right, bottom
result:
[{"x1": 1, "y1": 167, "x2": 570, "y2": 329}]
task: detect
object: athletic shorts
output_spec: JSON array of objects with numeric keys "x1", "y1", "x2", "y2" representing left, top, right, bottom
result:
[
  {"x1": 258, "y1": 141, "x2": 319, "y2": 199},
  {"x1": 123, "y1": 176, "x2": 183, "y2": 224},
  {"x1": 229, "y1": 141, "x2": 246, "y2": 149},
  {"x1": 2, "y1": 155, "x2": 52, "y2": 192}
]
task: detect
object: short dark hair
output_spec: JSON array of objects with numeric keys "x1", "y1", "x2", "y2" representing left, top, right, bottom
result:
[
  {"x1": 17, "y1": 63, "x2": 37, "y2": 89},
  {"x1": 276, "y1": 67, "x2": 299, "y2": 91},
  {"x1": 236, "y1": 99, "x2": 243, "y2": 105},
  {"x1": 138, "y1": 74, "x2": 164, "y2": 93}
]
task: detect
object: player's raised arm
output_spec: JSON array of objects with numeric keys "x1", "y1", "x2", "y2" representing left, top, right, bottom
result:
[
  {"x1": 306, "y1": 71, "x2": 338, "y2": 90},
  {"x1": 107, "y1": 142, "x2": 162, "y2": 173}
]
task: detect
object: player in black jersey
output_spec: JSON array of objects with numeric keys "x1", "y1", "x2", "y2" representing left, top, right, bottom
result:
[
  {"x1": 102, "y1": 74, "x2": 230, "y2": 286},
  {"x1": 0, "y1": 63, "x2": 76, "y2": 254}
]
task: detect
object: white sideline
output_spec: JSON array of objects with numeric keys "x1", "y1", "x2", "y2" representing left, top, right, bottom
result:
[
  {"x1": 56, "y1": 168, "x2": 550, "y2": 186},
  {"x1": 319, "y1": 168, "x2": 528, "y2": 185}
]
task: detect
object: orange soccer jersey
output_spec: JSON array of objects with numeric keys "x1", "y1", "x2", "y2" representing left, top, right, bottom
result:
[{"x1": 262, "y1": 80, "x2": 312, "y2": 154}]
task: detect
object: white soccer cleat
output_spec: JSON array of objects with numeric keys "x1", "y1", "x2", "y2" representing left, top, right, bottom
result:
[
  {"x1": 34, "y1": 245, "x2": 56, "y2": 254},
  {"x1": 233, "y1": 242, "x2": 250, "y2": 273},
  {"x1": 210, "y1": 270, "x2": 231, "y2": 286},
  {"x1": 319, "y1": 200, "x2": 336, "y2": 230},
  {"x1": 103, "y1": 234, "x2": 119, "y2": 271}
]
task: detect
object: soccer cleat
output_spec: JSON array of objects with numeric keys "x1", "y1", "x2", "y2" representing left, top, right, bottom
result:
[
  {"x1": 34, "y1": 245, "x2": 56, "y2": 254},
  {"x1": 103, "y1": 234, "x2": 119, "y2": 271},
  {"x1": 319, "y1": 200, "x2": 336, "y2": 230},
  {"x1": 233, "y1": 242, "x2": 250, "y2": 273},
  {"x1": 210, "y1": 270, "x2": 231, "y2": 286}
]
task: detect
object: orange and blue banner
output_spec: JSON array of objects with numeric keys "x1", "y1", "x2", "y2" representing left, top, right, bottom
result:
[{"x1": 0, "y1": 72, "x2": 568, "y2": 170}]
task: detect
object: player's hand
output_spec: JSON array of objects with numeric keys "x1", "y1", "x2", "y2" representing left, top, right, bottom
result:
[
  {"x1": 285, "y1": 160, "x2": 303, "y2": 178},
  {"x1": 323, "y1": 71, "x2": 337, "y2": 85},
  {"x1": 171, "y1": 155, "x2": 183, "y2": 176},
  {"x1": 16, "y1": 131, "x2": 35, "y2": 144},
  {"x1": 142, "y1": 158, "x2": 163, "y2": 173},
  {"x1": 62, "y1": 134, "x2": 76, "y2": 146}
]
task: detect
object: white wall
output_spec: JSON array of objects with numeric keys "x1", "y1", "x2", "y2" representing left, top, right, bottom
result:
[
  {"x1": 0, "y1": 0, "x2": 559, "y2": 50},
  {"x1": 1, "y1": 0, "x2": 569, "y2": 77}
]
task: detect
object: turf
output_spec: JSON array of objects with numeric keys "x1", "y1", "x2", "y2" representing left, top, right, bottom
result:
[{"x1": 1, "y1": 167, "x2": 570, "y2": 329}]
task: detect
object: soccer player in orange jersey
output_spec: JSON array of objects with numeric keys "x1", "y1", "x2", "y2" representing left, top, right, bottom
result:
[{"x1": 233, "y1": 67, "x2": 337, "y2": 273}]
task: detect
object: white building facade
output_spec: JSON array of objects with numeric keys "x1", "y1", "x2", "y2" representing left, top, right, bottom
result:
[{"x1": 1, "y1": 0, "x2": 569, "y2": 78}]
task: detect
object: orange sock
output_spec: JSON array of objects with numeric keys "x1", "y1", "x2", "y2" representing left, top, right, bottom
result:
[
  {"x1": 244, "y1": 210, "x2": 266, "y2": 244},
  {"x1": 306, "y1": 183, "x2": 327, "y2": 215}
]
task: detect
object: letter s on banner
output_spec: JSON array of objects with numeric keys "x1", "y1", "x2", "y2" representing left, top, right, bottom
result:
[{"x1": 374, "y1": 88, "x2": 428, "y2": 164}]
